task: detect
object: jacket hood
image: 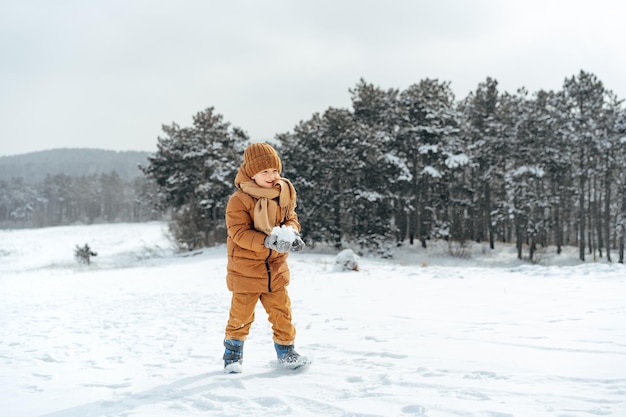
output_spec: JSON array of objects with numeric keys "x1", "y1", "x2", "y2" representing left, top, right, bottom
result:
[{"x1": 234, "y1": 166, "x2": 252, "y2": 190}]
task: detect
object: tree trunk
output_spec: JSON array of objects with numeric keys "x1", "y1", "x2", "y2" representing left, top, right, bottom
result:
[
  {"x1": 484, "y1": 180, "x2": 495, "y2": 250},
  {"x1": 515, "y1": 200, "x2": 523, "y2": 260},
  {"x1": 619, "y1": 184, "x2": 626, "y2": 264},
  {"x1": 604, "y1": 155, "x2": 612, "y2": 262},
  {"x1": 333, "y1": 175, "x2": 342, "y2": 249},
  {"x1": 410, "y1": 156, "x2": 419, "y2": 246},
  {"x1": 578, "y1": 152, "x2": 586, "y2": 262},
  {"x1": 593, "y1": 176, "x2": 603, "y2": 259},
  {"x1": 529, "y1": 235, "x2": 536, "y2": 262},
  {"x1": 554, "y1": 185, "x2": 562, "y2": 254},
  {"x1": 419, "y1": 175, "x2": 429, "y2": 249}
]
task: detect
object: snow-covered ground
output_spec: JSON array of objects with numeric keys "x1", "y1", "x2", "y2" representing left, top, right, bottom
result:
[{"x1": 1, "y1": 222, "x2": 625, "y2": 417}]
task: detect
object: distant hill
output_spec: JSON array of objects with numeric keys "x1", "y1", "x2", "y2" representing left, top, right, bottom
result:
[{"x1": 0, "y1": 148, "x2": 153, "y2": 183}]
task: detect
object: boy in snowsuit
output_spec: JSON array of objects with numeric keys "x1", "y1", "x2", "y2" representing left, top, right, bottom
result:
[{"x1": 222, "y1": 142, "x2": 305, "y2": 373}]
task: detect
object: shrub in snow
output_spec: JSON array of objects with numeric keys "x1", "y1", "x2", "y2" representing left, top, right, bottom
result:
[
  {"x1": 74, "y1": 243, "x2": 97, "y2": 265},
  {"x1": 167, "y1": 202, "x2": 228, "y2": 251},
  {"x1": 333, "y1": 249, "x2": 360, "y2": 272},
  {"x1": 445, "y1": 240, "x2": 471, "y2": 259}
]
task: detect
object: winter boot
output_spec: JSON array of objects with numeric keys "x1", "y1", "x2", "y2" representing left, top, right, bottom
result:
[
  {"x1": 223, "y1": 339, "x2": 244, "y2": 373},
  {"x1": 274, "y1": 343, "x2": 306, "y2": 369}
]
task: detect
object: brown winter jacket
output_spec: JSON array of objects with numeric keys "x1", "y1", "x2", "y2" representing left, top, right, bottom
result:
[{"x1": 225, "y1": 188, "x2": 300, "y2": 293}]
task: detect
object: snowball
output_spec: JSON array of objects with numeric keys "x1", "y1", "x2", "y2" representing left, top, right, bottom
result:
[
  {"x1": 271, "y1": 225, "x2": 297, "y2": 243},
  {"x1": 332, "y1": 249, "x2": 360, "y2": 272}
]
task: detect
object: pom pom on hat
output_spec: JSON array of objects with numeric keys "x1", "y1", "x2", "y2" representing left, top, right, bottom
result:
[{"x1": 243, "y1": 143, "x2": 282, "y2": 178}]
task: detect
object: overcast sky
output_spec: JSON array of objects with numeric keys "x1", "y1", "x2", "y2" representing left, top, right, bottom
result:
[{"x1": 1, "y1": 0, "x2": 624, "y2": 157}]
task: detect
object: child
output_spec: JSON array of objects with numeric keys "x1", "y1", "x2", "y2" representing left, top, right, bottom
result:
[{"x1": 222, "y1": 142, "x2": 306, "y2": 373}]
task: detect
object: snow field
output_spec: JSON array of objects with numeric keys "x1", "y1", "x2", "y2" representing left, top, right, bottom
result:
[{"x1": 1, "y1": 223, "x2": 625, "y2": 417}]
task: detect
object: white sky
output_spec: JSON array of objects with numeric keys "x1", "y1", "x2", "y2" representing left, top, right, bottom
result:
[{"x1": 1, "y1": 0, "x2": 624, "y2": 157}]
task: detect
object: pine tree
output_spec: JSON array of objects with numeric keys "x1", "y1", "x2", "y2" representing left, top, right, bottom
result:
[
  {"x1": 394, "y1": 79, "x2": 461, "y2": 247},
  {"x1": 614, "y1": 110, "x2": 626, "y2": 263},
  {"x1": 349, "y1": 79, "x2": 405, "y2": 249},
  {"x1": 141, "y1": 107, "x2": 248, "y2": 249},
  {"x1": 558, "y1": 71, "x2": 608, "y2": 261},
  {"x1": 280, "y1": 109, "x2": 356, "y2": 248},
  {"x1": 506, "y1": 88, "x2": 553, "y2": 260},
  {"x1": 458, "y1": 77, "x2": 506, "y2": 249}
]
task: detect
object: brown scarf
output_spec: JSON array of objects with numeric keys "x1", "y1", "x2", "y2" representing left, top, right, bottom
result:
[{"x1": 238, "y1": 178, "x2": 297, "y2": 235}]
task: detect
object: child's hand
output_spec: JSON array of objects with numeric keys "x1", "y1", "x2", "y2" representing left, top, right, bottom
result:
[{"x1": 264, "y1": 234, "x2": 291, "y2": 253}]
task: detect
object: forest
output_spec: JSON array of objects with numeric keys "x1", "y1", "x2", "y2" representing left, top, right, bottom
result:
[
  {"x1": 0, "y1": 173, "x2": 161, "y2": 228},
  {"x1": 143, "y1": 71, "x2": 626, "y2": 263},
  {"x1": 0, "y1": 150, "x2": 161, "y2": 228},
  {"x1": 3, "y1": 70, "x2": 625, "y2": 263}
]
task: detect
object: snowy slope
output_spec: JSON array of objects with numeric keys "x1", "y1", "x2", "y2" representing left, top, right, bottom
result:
[{"x1": 1, "y1": 223, "x2": 625, "y2": 417}]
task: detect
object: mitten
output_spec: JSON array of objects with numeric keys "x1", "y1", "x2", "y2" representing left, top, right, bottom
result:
[
  {"x1": 264, "y1": 234, "x2": 291, "y2": 253},
  {"x1": 291, "y1": 233, "x2": 305, "y2": 252}
]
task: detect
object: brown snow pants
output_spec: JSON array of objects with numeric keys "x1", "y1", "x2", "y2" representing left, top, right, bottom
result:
[{"x1": 225, "y1": 288, "x2": 296, "y2": 345}]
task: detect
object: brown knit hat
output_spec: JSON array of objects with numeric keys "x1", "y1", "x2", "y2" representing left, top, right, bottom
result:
[{"x1": 242, "y1": 143, "x2": 282, "y2": 178}]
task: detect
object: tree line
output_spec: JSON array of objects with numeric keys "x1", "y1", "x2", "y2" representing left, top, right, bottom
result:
[
  {"x1": 0, "y1": 172, "x2": 161, "y2": 228},
  {"x1": 142, "y1": 70, "x2": 626, "y2": 263}
]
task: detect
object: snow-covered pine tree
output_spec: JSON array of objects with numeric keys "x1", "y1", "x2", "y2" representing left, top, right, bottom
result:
[
  {"x1": 595, "y1": 92, "x2": 624, "y2": 263},
  {"x1": 42, "y1": 174, "x2": 74, "y2": 226},
  {"x1": 0, "y1": 178, "x2": 38, "y2": 227},
  {"x1": 614, "y1": 111, "x2": 626, "y2": 263},
  {"x1": 280, "y1": 109, "x2": 356, "y2": 249},
  {"x1": 394, "y1": 79, "x2": 460, "y2": 248},
  {"x1": 500, "y1": 88, "x2": 550, "y2": 261},
  {"x1": 141, "y1": 107, "x2": 248, "y2": 250},
  {"x1": 558, "y1": 71, "x2": 608, "y2": 261},
  {"x1": 280, "y1": 97, "x2": 397, "y2": 253},
  {"x1": 522, "y1": 89, "x2": 573, "y2": 255},
  {"x1": 348, "y1": 80, "x2": 403, "y2": 253},
  {"x1": 457, "y1": 77, "x2": 506, "y2": 250},
  {"x1": 100, "y1": 171, "x2": 124, "y2": 222}
]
